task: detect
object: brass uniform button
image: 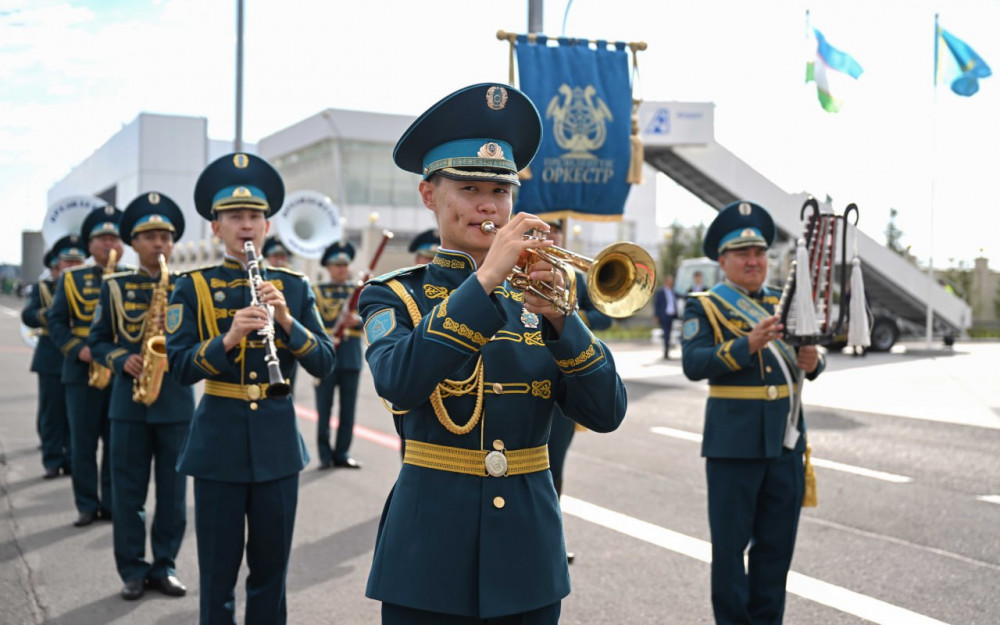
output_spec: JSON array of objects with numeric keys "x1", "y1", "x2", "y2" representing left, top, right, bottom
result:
[
  {"x1": 249, "y1": 402, "x2": 259, "y2": 411},
  {"x1": 765, "y1": 366, "x2": 772, "y2": 374},
  {"x1": 766, "y1": 385, "x2": 778, "y2": 400},
  {"x1": 493, "y1": 496, "x2": 505, "y2": 509},
  {"x1": 492, "y1": 439, "x2": 504, "y2": 451},
  {"x1": 492, "y1": 383, "x2": 503, "y2": 394},
  {"x1": 249, "y1": 371, "x2": 258, "y2": 380}
]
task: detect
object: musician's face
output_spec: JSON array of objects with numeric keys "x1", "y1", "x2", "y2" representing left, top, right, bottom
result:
[
  {"x1": 89, "y1": 234, "x2": 123, "y2": 266},
  {"x1": 419, "y1": 176, "x2": 513, "y2": 264},
  {"x1": 212, "y1": 209, "x2": 270, "y2": 258},
  {"x1": 719, "y1": 246, "x2": 768, "y2": 292},
  {"x1": 326, "y1": 263, "x2": 351, "y2": 282},
  {"x1": 131, "y1": 229, "x2": 175, "y2": 271}
]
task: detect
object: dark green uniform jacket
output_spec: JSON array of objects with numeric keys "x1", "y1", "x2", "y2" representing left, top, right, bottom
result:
[
  {"x1": 313, "y1": 281, "x2": 362, "y2": 371},
  {"x1": 23, "y1": 280, "x2": 62, "y2": 374},
  {"x1": 360, "y1": 249, "x2": 627, "y2": 618},
  {"x1": 165, "y1": 257, "x2": 336, "y2": 483},
  {"x1": 680, "y1": 284, "x2": 824, "y2": 458},
  {"x1": 89, "y1": 268, "x2": 195, "y2": 423}
]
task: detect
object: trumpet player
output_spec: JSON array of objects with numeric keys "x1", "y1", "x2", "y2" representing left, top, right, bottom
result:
[
  {"x1": 165, "y1": 153, "x2": 335, "y2": 625},
  {"x1": 359, "y1": 83, "x2": 627, "y2": 624},
  {"x1": 88, "y1": 193, "x2": 193, "y2": 601},
  {"x1": 21, "y1": 235, "x2": 86, "y2": 479},
  {"x1": 46, "y1": 205, "x2": 125, "y2": 527}
]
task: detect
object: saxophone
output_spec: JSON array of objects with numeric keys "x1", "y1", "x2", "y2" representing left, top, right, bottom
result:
[
  {"x1": 88, "y1": 248, "x2": 117, "y2": 389},
  {"x1": 133, "y1": 254, "x2": 170, "y2": 406}
]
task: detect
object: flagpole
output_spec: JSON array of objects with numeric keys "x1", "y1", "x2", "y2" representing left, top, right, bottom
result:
[{"x1": 926, "y1": 14, "x2": 939, "y2": 348}]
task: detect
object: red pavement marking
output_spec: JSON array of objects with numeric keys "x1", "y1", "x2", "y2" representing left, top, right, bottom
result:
[
  {"x1": 294, "y1": 403, "x2": 401, "y2": 451},
  {"x1": 0, "y1": 346, "x2": 32, "y2": 354}
]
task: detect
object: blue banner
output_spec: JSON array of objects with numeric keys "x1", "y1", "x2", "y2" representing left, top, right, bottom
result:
[{"x1": 515, "y1": 36, "x2": 632, "y2": 220}]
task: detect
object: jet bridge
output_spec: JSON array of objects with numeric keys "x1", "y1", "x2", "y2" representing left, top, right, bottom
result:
[{"x1": 639, "y1": 101, "x2": 971, "y2": 345}]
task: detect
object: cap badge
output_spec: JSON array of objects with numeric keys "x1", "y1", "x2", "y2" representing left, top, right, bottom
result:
[
  {"x1": 70, "y1": 235, "x2": 79, "y2": 244},
  {"x1": 738, "y1": 202, "x2": 752, "y2": 216},
  {"x1": 148, "y1": 192, "x2": 161, "y2": 205},
  {"x1": 478, "y1": 142, "x2": 504, "y2": 159},
  {"x1": 233, "y1": 153, "x2": 249, "y2": 169},
  {"x1": 741, "y1": 228, "x2": 755, "y2": 237},
  {"x1": 233, "y1": 186, "x2": 252, "y2": 198},
  {"x1": 104, "y1": 206, "x2": 115, "y2": 215},
  {"x1": 486, "y1": 86, "x2": 508, "y2": 111}
]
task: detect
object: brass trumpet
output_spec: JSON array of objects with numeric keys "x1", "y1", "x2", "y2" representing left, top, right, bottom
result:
[{"x1": 480, "y1": 221, "x2": 656, "y2": 318}]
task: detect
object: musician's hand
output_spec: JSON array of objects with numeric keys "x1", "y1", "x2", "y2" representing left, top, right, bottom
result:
[
  {"x1": 257, "y1": 281, "x2": 293, "y2": 334},
  {"x1": 78, "y1": 346, "x2": 93, "y2": 363},
  {"x1": 477, "y1": 212, "x2": 553, "y2": 293},
  {"x1": 347, "y1": 312, "x2": 361, "y2": 329},
  {"x1": 223, "y1": 306, "x2": 269, "y2": 351},
  {"x1": 797, "y1": 345, "x2": 820, "y2": 373},
  {"x1": 123, "y1": 354, "x2": 144, "y2": 379},
  {"x1": 747, "y1": 315, "x2": 784, "y2": 353},
  {"x1": 523, "y1": 258, "x2": 567, "y2": 335}
]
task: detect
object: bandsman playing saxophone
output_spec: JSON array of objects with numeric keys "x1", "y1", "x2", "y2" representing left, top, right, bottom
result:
[
  {"x1": 360, "y1": 84, "x2": 627, "y2": 624},
  {"x1": 165, "y1": 153, "x2": 335, "y2": 625},
  {"x1": 88, "y1": 192, "x2": 193, "y2": 601},
  {"x1": 46, "y1": 205, "x2": 126, "y2": 527}
]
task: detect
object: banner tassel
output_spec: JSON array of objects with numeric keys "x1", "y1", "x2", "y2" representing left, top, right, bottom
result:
[
  {"x1": 627, "y1": 98, "x2": 644, "y2": 184},
  {"x1": 847, "y1": 258, "x2": 870, "y2": 348},
  {"x1": 791, "y1": 238, "x2": 820, "y2": 336},
  {"x1": 802, "y1": 443, "x2": 818, "y2": 508}
]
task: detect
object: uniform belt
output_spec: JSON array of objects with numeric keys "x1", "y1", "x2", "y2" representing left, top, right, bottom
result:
[
  {"x1": 403, "y1": 439, "x2": 549, "y2": 477},
  {"x1": 709, "y1": 384, "x2": 794, "y2": 400},
  {"x1": 203, "y1": 380, "x2": 277, "y2": 401}
]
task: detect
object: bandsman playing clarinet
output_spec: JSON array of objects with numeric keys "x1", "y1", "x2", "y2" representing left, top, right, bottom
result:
[
  {"x1": 46, "y1": 205, "x2": 126, "y2": 527},
  {"x1": 88, "y1": 192, "x2": 193, "y2": 600},
  {"x1": 360, "y1": 83, "x2": 627, "y2": 625},
  {"x1": 22, "y1": 235, "x2": 86, "y2": 479},
  {"x1": 165, "y1": 153, "x2": 335, "y2": 625},
  {"x1": 313, "y1": 240, "x2": 363, "y2": 470},
  {"x1": 681, "y1": 201, "x2": 824, "y2": 625}
]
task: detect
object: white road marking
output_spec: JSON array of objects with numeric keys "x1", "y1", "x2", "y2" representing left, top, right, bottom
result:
[
  {"x1": 561, "y1": 496, "x2": 951, "y2": 625},
  {"x1": 0, "y1": 305, "x2": 19, "y2": 318},
  {"x1": 976, "y1": 495, "x2": 1000, "y2": 505},
  {"x1": 650, "y1": 426, "x2": 914, "y2": 483}
]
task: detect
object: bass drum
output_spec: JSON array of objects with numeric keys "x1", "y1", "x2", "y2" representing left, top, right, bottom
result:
[{"x1": 43, "y1": 195, "x2": 107, "y2": 247}]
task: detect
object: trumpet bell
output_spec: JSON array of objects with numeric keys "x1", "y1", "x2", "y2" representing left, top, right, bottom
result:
[
  {"x1": 272, "y1": 190, "x2": 343, "y2": 259},
  {"x1": 588, "y1": 242, "x2": 657, "y2": 318}
]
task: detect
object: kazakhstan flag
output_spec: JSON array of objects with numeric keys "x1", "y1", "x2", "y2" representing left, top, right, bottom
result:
[{"x1": 936, "y1": 26, "x2": 992, "y2": 97}]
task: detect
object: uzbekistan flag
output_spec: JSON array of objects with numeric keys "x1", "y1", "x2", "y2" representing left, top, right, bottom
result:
[
  {"x1": 806, "y1": 28, "x2": 864, "y2": 113},
  {"x1": 935, "y1": 26, "x2": 992, "y2": 97}
]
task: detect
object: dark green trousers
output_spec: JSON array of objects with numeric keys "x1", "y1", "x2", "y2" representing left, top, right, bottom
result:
[{"x1": 65, "y1": 383, "x2": 111, "y2": 514}]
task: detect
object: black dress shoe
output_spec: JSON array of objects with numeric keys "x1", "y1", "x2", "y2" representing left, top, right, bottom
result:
[
  {"x1": 317, "y1": 459, "x2": 335, "y2": 470},
  {"x1": 73, "y1": 510, "x2": 96, "y2": 527},
  {"x1": 567, "y1": 552, "x2": 575, "y2": 565},
  {"x1": 333, "y1": 457, "x2": 362, "y2": 469},
  {"x1": 60, "y1": 466, "x2": 72, "y2": 476},
  {"x1": 97, "y1": 508, "x2": 112, "y2": 521},
  {"x1": 43, "y1": 467, "x2": 60, "y2": 479},
  {"x1": 147, "y1": 575, "x2": 187, "y2": 597},
  {"x1": 121, "y1": 578, "x2": 145, "y2": 600}
]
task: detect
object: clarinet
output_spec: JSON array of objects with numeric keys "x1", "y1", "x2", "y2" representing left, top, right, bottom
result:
[{"x1": 244, "y1": 241, "x2": 291, "y2": 398}]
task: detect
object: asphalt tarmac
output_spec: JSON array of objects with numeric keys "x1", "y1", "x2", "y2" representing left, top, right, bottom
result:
[{"x1": 1, "y1": 293, "x2": 998, "y2": 624}]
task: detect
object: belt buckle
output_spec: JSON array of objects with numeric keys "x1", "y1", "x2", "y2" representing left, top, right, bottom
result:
[
  {"x1": 484, "y1": 450, "x2": 508, "y2": 477},
  {"x1": 246, "y1": 384, "x2": 262, "y2": 401},
  {"x1": 766, "y1": 385, "x2": 778, "y2": 400}
]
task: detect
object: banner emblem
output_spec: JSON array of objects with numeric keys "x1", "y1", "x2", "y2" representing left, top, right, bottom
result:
[{"x1": 547, "y1": 85, "x2": 613, "y2": 156}]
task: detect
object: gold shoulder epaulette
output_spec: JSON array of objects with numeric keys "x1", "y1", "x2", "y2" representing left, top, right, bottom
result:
[
  {"x1": 64, "y1": 264, "x2": 91, "y2": 275},
  {"x1": 104, "y1": 270, "x2": 133, "y2": 280}
]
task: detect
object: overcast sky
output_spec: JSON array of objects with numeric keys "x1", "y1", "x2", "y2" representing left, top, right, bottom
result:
[{"x1": 2, "y1": 0, "x2": 997, "y2": 270}]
